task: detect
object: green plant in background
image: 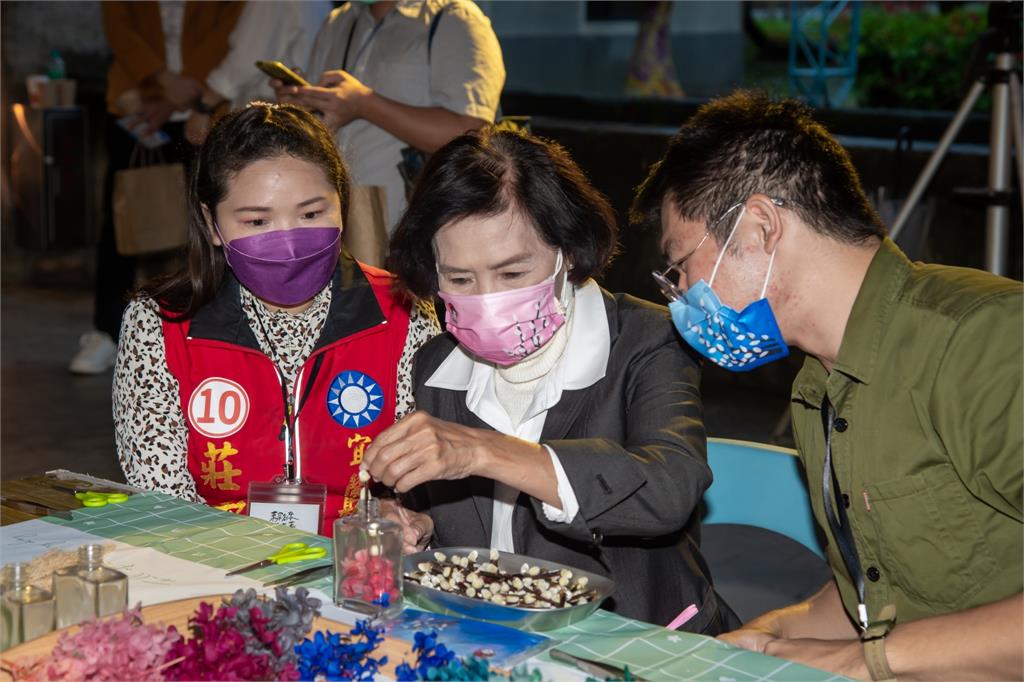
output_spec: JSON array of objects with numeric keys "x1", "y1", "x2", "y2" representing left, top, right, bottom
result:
[
  {"x1": 855, "y1": 5, "x2": 986, "y2": 110},
  {"x1": 747, "y1": 3, "x2": 988, "y2": 110}
]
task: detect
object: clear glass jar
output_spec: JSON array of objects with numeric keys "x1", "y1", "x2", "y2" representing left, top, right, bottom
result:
[
  {"x1": 333, "y1": 513, "x2": 403, "y2": 618},
  {"x1": 1, "y1": 563, "x2": 55, "y2": 648},
  {"x1": 53, "y1": 544, "x2": 128, "y2": 628}
]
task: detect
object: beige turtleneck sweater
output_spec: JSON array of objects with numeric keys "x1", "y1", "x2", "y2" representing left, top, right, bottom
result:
[{"x1": 493, "y1": 283, "x2": 576, "y2": 427}]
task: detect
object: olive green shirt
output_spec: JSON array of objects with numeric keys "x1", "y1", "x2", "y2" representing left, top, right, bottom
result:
[{"x1": 791, "y1": 238, "x2": 1023, "y2": 627}]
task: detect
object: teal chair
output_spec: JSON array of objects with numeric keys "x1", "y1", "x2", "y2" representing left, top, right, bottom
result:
[{"x1": 703, "y1": 438, "x2": 826, "y2": 559}]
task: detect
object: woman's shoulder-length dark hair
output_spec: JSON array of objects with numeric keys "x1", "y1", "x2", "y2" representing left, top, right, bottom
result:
[
  {"x1": 138, "y1": 103, "x2": 350, "y2": 320},
  {"x1": 387, "y1": 126, "x2": 618, "y2": 299}
]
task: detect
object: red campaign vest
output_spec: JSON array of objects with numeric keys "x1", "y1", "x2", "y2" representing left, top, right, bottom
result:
[{"x1": 162, "y1": 257, "x2": 411, "y2": 536}]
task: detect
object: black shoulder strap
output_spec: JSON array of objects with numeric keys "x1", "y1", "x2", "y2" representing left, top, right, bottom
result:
[
  {"x1": 427, "y1": 5, "x2": 447, "y2": 63},
  {"x1": 342, "y1": 15, "x2": 358, "y2": 72}
]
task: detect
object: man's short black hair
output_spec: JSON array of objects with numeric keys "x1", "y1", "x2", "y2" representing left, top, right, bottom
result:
[
  {"x1": 631, "y1": 90, "x2": 886, "y2": 245},
  {"x1": 388, "y1": 127, "x2": 618, "y2": 298}
]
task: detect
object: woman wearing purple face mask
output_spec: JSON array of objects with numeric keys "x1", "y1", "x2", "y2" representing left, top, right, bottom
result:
[
  {"x1": 113, "y1": 104, "x2": 439, "y2": 536},
  {"x1": 362, "y1": 128, "x2": 740, "y2": 632}
]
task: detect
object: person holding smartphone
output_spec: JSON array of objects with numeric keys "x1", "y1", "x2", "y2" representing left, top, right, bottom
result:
[
  {"x1": 270, "y1": 0, "x2": 505, "y2": 237},
  {"x1": 184, "y1": 1, "x2": 332, "y2": 146}
]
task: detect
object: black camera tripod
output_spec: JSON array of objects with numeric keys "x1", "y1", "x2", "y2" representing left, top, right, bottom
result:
[{"x1": 889, "y1": 1, "x2": 1023, "y2": 276}]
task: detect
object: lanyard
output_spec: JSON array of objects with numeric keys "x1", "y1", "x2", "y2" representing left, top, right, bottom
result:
[
  {"x1": 255, "y1": 311, "x2": 325, "y2": 483},
  {"x1": 275, "y1": 354, "x2": 325, "y2": 482},
  {"x1": 820, "y1": 395, "x2": 870, "y2": 631}
]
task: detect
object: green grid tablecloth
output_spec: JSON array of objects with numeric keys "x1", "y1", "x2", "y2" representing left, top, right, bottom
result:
[{"x1": 42, "y1": 492, "x2": 845, "y2": 682}]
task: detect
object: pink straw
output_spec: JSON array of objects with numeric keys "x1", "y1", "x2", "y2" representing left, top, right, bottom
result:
[{"x1": 666, "y1": 603, "x2": 699, "y2": 630}]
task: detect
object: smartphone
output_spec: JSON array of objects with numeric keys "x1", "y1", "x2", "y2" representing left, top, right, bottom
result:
[{"x1": 255, "y1": 60, "x2": 310, "y2": 87}]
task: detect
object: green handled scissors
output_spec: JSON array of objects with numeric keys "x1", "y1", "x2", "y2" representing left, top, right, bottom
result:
[
  {"x1": 75, "y1": 491, "x2": 130, "y2": 508},
  {"x1": 226, "y1": 542, "x2": 328, "y2": 576}
]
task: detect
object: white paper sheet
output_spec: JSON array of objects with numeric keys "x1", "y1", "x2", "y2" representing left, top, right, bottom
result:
[
  {"x1": 0, "y1": 519, "x2": 107, "y2": 564},
  {"x1": 102, "y1": 545, "x2": 265, "y2": 605}
]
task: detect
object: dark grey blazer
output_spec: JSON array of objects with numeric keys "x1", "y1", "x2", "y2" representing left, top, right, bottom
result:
[{"x1": 409, "y1": 288, "x2": 739, "y2": 633}]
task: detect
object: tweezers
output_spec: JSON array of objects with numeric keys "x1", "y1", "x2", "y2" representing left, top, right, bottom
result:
[
  {"x1": 262, "y1": 563, "x2": 331, "y2": 588},
  {"x1": 550, "y1": 648, "x2": 649, "y2": 681}
]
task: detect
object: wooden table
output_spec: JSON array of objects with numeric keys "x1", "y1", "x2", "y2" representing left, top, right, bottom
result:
[{"x1": 1, "y1": 473, "x2": 134, "y2": 525}]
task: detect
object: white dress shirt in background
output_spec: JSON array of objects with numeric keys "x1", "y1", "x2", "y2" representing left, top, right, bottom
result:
[
  {"x1": 305, "y1": 0, "x2": 505, "y2": 231},
  {"x1": 206, "y1": 1, "x2": 333, "y2": 110}
]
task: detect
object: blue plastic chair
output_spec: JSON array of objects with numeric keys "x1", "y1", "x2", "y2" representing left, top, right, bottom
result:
[{"x1": 703, "y1": 438, "x2": 826, "y2": 558}]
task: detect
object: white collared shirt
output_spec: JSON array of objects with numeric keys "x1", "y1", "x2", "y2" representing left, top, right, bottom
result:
[
  {"x1": 305, "y1": 0, "x2": 505, "y2": 230},
  {"x1": 205, "y1": 1, "x2": 332, "y2": 110},
  {"x1": 424, "y1": 280, "x2": 611, "y2": 552}
]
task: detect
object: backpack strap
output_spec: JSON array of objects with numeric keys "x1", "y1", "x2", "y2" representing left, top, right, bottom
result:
[{"x1": 427, "y1": 5, "x2": 448, "y2": 63}]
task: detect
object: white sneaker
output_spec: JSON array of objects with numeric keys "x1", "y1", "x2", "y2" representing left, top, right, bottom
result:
[{"x1": 69, "y1": 331, "x2": 118, "y2": 374}]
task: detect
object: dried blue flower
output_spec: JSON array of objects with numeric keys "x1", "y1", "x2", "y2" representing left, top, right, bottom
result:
[{"x1": 296, "y1": 620, "x2": 388, "y2": 681}]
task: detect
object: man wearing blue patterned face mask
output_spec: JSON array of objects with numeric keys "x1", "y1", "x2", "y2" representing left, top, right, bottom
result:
[
  {"x1": 633, "y1": 91, "x2": 1022, "y2": 682},
  {"x1": 653, "y1": 200, "x2": 789, "y2": 372}
]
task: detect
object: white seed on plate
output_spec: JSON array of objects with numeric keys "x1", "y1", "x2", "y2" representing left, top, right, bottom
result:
[
  {"x1": 491, "y1": 594, "x2": 506, "y2": 605},
  {"x1": 523, "y1": 577, "x2": 533, "y2": 587},
  {"x1": 465, "y1": 586, "x2": 476, "y2": 598},
  {"x1": 528, "y1": 566, "x2": 540, "y2": 576},
  {"x1": 434, "y1": 552, "x2": 447, "y2": 562},
  {"x1": 481, "y1": 588, "x2": 492, "y2": 599},
  {"x1": 468, "y1": 550, "x2": 479, "y2": 562},
  {"x1": 512, "y1": 578, "x2": 523, "y2": 589},
  {"x1": 418, "y1": 562, "x2": 432, "y2": 572}
]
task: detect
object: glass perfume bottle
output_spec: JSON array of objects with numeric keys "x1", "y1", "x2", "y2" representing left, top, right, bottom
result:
[
  {"x1": 1, "y1": 563, "x2": 55, "y2": 648},
  {"x1": 333, "y1": 493, "x2": 403, "y2": 618},
  {"x1": 53, "y1": 544, "x2": 128, "y2": 628}
]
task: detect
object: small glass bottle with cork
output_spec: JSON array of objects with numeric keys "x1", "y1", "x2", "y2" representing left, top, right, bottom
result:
[{"x1": 332, "y1": 470, "x2": 403, "y2": 618}]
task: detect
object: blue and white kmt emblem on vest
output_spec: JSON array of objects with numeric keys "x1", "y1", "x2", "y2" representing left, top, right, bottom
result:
[{"x1": 327, "y1": 371, "x2": 384, "y2": 428}]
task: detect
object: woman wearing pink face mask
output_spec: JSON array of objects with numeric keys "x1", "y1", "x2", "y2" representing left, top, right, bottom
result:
[
  {"x1": 113, "y1": 104, "x2": 439, "y2": 535},
  {"x1": 364, "y1": 127, "x2": 739, "y2": 632}
]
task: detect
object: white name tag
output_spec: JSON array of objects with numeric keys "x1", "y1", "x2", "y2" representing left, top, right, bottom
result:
[
  {"x1": 247, "y1": 481, "x2": 327, "y2": 535},
  {"x1": 249, "y1": 502, "x2": 321, "y2": 534}
]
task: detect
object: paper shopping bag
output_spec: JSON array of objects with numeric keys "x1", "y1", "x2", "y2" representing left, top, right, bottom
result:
[
  {"x1": 343, "y1": 185, "x2": 389, "y2": 268},
  {"x1": 113, "y1": 148, "x2": 188, "y2": 256}
]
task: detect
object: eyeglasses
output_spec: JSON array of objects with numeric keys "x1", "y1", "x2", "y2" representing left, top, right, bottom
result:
[
  {"x1": 652, "y1": 231, "x2": 709, "y2": 302},
  {"x1": 651, "y1": 202, "x2": 743, "y2": 302},
  {"x1": 651, "y1": 198, "x2": 786, "y2": 302}
]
